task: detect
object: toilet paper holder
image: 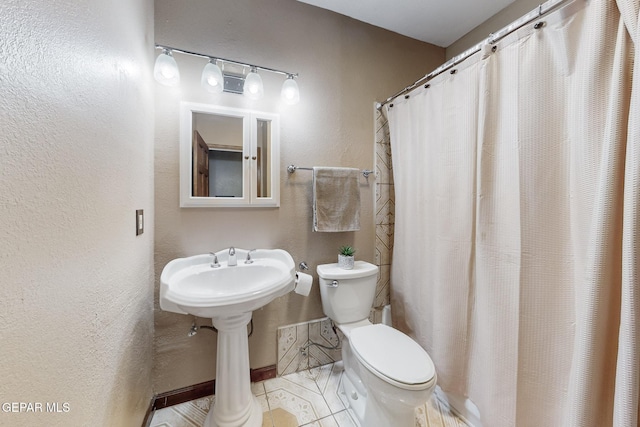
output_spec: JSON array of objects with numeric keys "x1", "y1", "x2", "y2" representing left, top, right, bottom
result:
[{"x1": 294, "y1": 268, "x2": 314, "y2": 296}]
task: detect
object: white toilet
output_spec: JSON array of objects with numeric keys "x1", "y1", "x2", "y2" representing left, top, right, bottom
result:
[{"x1": 317, "y1": 261, "x2": 437, "y2": 427}]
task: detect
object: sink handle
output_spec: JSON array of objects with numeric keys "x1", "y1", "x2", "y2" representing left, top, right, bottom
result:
[
  {"x1": 245, "y1": 249, "x2": 257, "y2": 264},
  {"x1": 210, "y1": 252, "x2": 220, "y2": 268},
  {"x1": 227, "y1": 247, "x2": 237, "y2": 267}
]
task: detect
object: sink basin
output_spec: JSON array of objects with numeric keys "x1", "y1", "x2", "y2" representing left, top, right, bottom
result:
[
  {"x1": 160, "y1": 248, "x2": 296, "y2": 317},
  {"x1": 160, "y1": 248, "x2": 297, "y2": 427}
]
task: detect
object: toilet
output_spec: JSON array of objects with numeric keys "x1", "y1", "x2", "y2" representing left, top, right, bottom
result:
[{"x1": 317, "y1": 261, "x2": 437, "y2": 427}]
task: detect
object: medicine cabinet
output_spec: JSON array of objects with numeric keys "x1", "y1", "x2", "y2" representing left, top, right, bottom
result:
[{"x1": 179, "y1": 102, "x2": 280, "y2": 207}]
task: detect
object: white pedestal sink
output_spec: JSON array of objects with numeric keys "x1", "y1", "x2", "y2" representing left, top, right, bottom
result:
[{"x1": 160, "y1": 248, "x2": 296, "y2": 427}]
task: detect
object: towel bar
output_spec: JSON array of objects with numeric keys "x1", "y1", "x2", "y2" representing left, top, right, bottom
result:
[{"x1": 287, "y1": 164, "x2": 375, "y2": 178}]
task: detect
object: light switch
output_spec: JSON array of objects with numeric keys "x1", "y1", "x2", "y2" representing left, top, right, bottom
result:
[{"x1": 136, "y1": 209, "x2": 144, "y2": 236}]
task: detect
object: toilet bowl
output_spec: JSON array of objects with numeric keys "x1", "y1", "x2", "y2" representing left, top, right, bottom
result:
[{"x1": 317, "y1": 261, "x2": 437, "y2": 427}]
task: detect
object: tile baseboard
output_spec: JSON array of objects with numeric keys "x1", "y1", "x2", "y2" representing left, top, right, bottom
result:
[{"x1": 277, "y1": 310, "x2": 386, "y2": 377}]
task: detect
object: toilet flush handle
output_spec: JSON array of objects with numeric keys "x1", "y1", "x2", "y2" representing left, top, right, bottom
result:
[{"x1": 327, "y1": 280, "x2": 339, "y2": 288}]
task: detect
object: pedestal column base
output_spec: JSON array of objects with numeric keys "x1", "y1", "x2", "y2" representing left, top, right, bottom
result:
[{"x1": 203, "y1": 313, "x2": 262, "y2": 427}]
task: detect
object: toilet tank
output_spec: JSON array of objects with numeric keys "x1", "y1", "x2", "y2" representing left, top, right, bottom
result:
[{"x1": 317, "y1": 261, "x2": 379, "y2": 324}]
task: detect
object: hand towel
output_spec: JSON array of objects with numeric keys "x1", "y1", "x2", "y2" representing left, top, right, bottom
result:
[{"x1": 313, "y1": 167, "x2": 361, "y2": 232}]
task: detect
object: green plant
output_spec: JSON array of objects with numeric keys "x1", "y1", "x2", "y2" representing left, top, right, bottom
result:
[{"x1": 339, "y1": 245, "x2": 356, "y2": 257}]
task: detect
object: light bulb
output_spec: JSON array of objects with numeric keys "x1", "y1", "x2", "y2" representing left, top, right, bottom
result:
[
  {"x1": 153, "y1": 49, "x2": 180, "y2": 86},
  {"x1": 161, "y1": 67, "x2": 175, "y2": 79},
  {"x1": 201, "y1": 59, "x2": 224, "y2": 93},
  {"x1": 243, "y1": 68, "x2": 263, "y2": 100},
  {"x1": 281, "y1": 75, "x2": 300, "y2": 105}
]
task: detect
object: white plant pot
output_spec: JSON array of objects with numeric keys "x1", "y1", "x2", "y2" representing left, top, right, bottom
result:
[{"x1": 338, "y1": 254, "x2": 355, "y2": 269}]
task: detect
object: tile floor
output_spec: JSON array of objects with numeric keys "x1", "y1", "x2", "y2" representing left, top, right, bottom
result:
[{"x1": 150, "y1": 362, "x2": 468, "y2": 427}]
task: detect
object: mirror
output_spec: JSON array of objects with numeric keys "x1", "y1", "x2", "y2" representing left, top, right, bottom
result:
[
  {"x1": 180, "y1": 102, "x2": 280, "y2": 207},
  {"x1": 256, "y1": 119, "x2": 272, "y2": 198},
  {"x1": 192, "y1": 113, "x2": 244, "y2": 198}
]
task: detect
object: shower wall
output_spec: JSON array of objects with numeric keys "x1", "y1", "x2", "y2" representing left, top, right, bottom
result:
[{"x1": 374, "y1": 107, "x2": 394, "y2": 314}]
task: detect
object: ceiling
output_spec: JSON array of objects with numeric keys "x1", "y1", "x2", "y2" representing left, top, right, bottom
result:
[{"x1": 297, "y1": 0, "x2": 516, "y2": 47}]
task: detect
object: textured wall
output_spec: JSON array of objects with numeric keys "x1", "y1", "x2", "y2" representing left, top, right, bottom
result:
[
  {"x1": 0, "y1": 1, "x2": 155, "y2": 425},
  {"x1": 154, "y1": 0, "x2": 444, "y2": 393}
]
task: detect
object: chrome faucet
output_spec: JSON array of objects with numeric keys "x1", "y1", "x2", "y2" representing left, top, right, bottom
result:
[
  {"x1": 227, "y1": 247, "x2": 237, "y2": 266},
  {"x1": 245, "y1": 249, "x2": 256, "y2": 264},
  {"x1": 210, "y1": 252, "x2": 220, "y2": 268}
]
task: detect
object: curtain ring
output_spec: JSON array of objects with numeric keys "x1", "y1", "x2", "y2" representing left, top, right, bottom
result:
[{"x1": 534, "y1": 21, "x2": 546, "y2": 29}]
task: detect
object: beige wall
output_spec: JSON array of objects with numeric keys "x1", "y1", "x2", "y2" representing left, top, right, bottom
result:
[
  {"x1": 154, "y1": 0, "x2": 444, "y2": 393},
  {"x1": 446, "y1": 0, "x2": 542, "y2": 59},
  {"x1": 0, "y1": 1, "x2": 155, "y2": 426}
]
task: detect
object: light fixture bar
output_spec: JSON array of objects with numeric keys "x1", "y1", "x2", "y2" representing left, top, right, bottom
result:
[{"x1": 155, "y1": 44, "x2": 298, "y2": 78}]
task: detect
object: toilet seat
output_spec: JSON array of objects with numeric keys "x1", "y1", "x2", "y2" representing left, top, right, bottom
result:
[{"x1": 350, "y1": 324, "x2": 436, "y2": 390}]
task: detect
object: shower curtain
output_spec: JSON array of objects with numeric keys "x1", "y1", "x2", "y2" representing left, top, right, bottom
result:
[{"x1": 387, "y1": 0, "x2": 639, "y2": 426}]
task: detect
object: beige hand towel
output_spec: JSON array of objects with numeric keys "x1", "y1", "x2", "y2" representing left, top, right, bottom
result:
[{"x1": 313, "y1": 167, "x2": 361, "y2": 232}]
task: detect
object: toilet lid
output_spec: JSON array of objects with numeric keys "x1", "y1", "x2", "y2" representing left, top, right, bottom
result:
[{"x1": 350, "y1": 324, "x2": 435, "y2": 385}]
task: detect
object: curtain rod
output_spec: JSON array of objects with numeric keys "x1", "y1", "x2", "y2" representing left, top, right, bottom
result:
[{"x1": 376, "y1": 0, "x2": 574, "y2": 110}]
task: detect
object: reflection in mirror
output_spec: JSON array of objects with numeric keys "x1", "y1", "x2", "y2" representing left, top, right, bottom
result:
[
  {"x1": 257, "y1": 119, "x2": 271, "y2": 198},
  {"x1": 192, "y1": 113, "x2": 244, "y2": 198}
]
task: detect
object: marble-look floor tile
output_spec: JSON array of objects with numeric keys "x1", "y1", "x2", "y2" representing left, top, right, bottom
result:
[
  {"x1": 150, "y1": 396, "x2": 212, "y2": 427},
  {"x1": 416, "y1": 396, "x2": 469, "y2": 427},
  {"x1": 270, "y1": 407, "x2": 299, "y2": 427},
  {"x1": 150, "y1": 363, "x2": 469, "y2": 427},
  {"x1": 262, "y1": 411, "x2": 275, "y2": 427},
  {"x1": 310, "y1": 362, "x2": 347, "y2": 414},
  {"x1": 332, "y1": 410, "x2": 358, "y2": 427},
  {"x1": 265, "y1": 388, "x2": 331, "y2": 426},
  {"x1": 253, "y1": 380, "x2": 267, "y2": 396},
  {"x1": 301, "y1": 414, "x2": 339, "y2": 426},
  {"x1": 264, "y1": 370, "x2": 321, "y2": 394},
  {"x1": 264, "y1": 370, "x2": 332, "y2": 426},
  {"x1": 257, "y1": 393, "x2": 270, "y2": 414}
]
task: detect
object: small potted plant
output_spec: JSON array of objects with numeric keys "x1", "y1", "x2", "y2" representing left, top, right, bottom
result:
[{"x1": 338, "y1": 245, "x2": 356, "y2": 270}]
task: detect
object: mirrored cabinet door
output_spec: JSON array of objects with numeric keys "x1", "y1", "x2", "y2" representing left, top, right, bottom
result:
[
  {"x1": 180, "y1": 102, "x2": 279, "y2": 208},
  {"x1": 192, "y1": 112, "x2": 246, "y2": 198},
  {"x1": 250, "y1": 115, "x2": 279, "y2": 206}
]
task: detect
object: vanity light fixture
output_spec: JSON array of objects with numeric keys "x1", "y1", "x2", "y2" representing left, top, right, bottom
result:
[
  {"x1": 153, "y1": 48, "x2": 180, "y2": 86},
  {"x1": 154, "y1": 44, "x2": 300, "y2": 104}
]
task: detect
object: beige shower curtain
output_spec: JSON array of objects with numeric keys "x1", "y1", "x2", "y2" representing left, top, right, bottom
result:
[{"x1": 387, "y1": 0, "x2": 639, "y2": 425}]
